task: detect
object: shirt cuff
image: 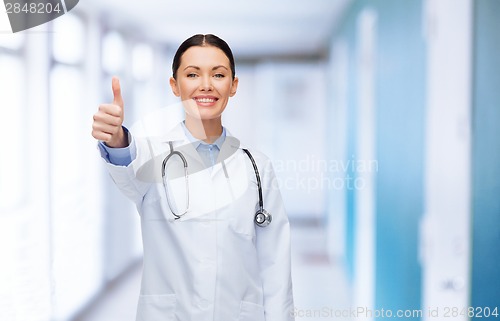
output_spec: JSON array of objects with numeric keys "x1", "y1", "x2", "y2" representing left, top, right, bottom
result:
[{"x1": 97, "y1": 127, "x2": 136, "y2": 166}]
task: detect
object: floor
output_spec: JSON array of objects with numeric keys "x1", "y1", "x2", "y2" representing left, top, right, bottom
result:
[{"x1": 73, "y1": 223, "x2": 351, "y2": 321}]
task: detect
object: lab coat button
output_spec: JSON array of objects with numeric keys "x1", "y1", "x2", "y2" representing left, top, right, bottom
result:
[{"x1": 197, "y1": 298, "x2": 211, "y2": 309}]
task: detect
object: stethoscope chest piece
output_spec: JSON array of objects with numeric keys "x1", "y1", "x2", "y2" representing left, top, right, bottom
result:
[{"x1": 254, "y1": 209, "x2": 272, "y2": 227}]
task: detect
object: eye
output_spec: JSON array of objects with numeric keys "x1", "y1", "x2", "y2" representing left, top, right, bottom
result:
[
  {"x1": 214, "y1": 73, "x2": 225, "y2": 79},
  {"x1": 187, "y1": 73, "x2": 198, "y2": 78}
]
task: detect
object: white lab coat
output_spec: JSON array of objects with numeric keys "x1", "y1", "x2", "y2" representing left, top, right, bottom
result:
[{"x1": 101, "y1": 122, "x2": 294, "y2": 321}]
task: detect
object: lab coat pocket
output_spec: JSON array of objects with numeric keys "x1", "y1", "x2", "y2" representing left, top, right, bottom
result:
[
  {"x1": 238, "y1": 300, "x2": 265, "y2": 321},
  {"x1": 136, "y1": 294, "x2": 177, "y2": 321},
  {"x1": 229, "y1": 216, "x2": 256, "y2": 241}
]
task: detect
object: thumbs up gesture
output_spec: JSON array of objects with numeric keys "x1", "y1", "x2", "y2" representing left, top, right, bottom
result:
[{"x1": 92, "y1": 77, "x2": 128, "y2": 148}]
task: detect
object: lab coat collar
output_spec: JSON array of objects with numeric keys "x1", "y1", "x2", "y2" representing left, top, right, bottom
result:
[
  {"x1": 159, "y1": 123, "x2": 205, "y2": 167},
  {"x1": 180, "y1": 121, "x2": 227, "y2": 152},
  {"x1": 159, "y1": 122, "x2": 188, "y2": 143},
  {"x1": 212, "y1": 128, "x2": 245, "y2": 177},
  {"x1": 158, "y1": 122, "x2": 246, "y2": 176}
]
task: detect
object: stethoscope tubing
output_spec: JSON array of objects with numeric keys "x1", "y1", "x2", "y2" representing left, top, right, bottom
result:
[
  {"x1": 162, "y1": 141, "x2": 189, "y2": 219},
  {"x1": 161, "y1": 142, "x2": 270, "y2": 226},
  {"x1": 241, "y1": 148, "x2": 264, "y2": 211}
]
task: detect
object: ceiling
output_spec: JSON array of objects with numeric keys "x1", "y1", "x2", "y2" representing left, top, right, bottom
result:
[{"x1": 84, "y1": 0, "x2": 352, "y2": 59}]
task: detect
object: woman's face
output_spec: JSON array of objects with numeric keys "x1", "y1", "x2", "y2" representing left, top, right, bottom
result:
[{"x1": 170, "y1": 45, "x2": 238, "y2": 121}]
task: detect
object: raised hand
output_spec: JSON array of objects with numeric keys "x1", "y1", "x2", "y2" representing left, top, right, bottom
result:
[{"x1": 92, "y1": 76, "x2": 128, "y2": 148}]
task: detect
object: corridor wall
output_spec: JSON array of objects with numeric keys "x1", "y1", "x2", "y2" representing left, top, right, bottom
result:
[
  {"x1": 372, "y1": 0, "x2": 426, "y2": 316},
  {"x1": 328, "y1": 0, "x2": 426, "y2": 318},
  {"x1": 329, "y1": 0, "x2": 500, "y2": 319},
  {"x1": 471, "y1": 0, "x2": 500, "y2": 311}
]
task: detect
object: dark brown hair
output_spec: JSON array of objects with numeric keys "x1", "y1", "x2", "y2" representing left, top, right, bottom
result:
[{"x1": 172, "y1": 34, "x2": 236, "y2": 80}]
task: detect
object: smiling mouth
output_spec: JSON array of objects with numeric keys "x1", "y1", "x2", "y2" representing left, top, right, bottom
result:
[
  {"x1": 193, "y1": 97, "x2": 219, "y2": 105},
  {"x1": 195, "y1": 98, "x2": 216, "y2": 103}
]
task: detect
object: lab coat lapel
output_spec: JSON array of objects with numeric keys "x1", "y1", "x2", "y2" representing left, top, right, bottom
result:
[
  {"x1": 211, "y1": 132, "x2": 244, "y2": 178},
  {"x1": 160, "y1": 123, "x2": 205, "y2": 168},
  {"x1": 160, "y1": 124, "x2": 244, "y2": 177},
  {"x1": 178, "y1": 142, "x2": 205, "y2": 168}
]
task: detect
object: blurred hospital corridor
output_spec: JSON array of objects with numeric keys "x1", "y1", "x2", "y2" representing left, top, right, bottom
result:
[{"x1": 1, "y1": 0, "x2": 500, "y2": 320}]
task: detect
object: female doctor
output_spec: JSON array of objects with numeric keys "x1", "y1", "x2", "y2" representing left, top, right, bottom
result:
[{"x1": 92, "y1": 34, "x2": 294, "y2": 321}]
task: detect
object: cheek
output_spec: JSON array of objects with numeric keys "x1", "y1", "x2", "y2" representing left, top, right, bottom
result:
[
  {"x1": 215, "y1": 82, "x2": 233, "y2": 96},
  {"x1": 178, "y1": 81, "x2": 197, "y2": 96}
]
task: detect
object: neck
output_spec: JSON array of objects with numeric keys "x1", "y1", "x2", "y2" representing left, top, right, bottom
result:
[{"x1": 185, "y1": 116, "x2": 223, "y2": 144}]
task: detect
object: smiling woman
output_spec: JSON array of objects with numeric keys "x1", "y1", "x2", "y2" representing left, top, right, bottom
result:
[
  {"x1": 91, "y1": 34, "x2": 295, "y2": 321},
  {"x1": 169, "y1": 35, "x2": 239, "y2": 141}
]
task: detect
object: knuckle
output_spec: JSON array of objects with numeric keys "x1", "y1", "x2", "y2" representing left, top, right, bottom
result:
[
  {"x1": 111, "y1": 116, "x2": 122, "y2": 127},
  {"x1": 112, "y1": 104, "x2": 122, "y2": 116},
  {"x1": 91, "y1": 130, "x2": 102, "y2": 140}
]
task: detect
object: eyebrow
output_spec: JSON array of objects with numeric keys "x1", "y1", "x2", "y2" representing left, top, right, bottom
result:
[{"x1": 183, "y1": 65, "x2": 229, "y2": 71}]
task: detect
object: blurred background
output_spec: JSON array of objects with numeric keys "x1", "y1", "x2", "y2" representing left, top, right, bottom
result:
[{"x1": 1, "y1": 0, "x2": 499, "y2": 320}]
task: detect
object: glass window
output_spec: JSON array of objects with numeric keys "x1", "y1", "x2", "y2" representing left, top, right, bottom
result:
[
  {"x1": 102, "y1": 31, "x2": 126, "y2": 74},
  {"x1": 50, "y1": 63, "x2": 104, "y2": 321},
  {"x1": 52, "y1": 14, "x2": 85, "y2": 64},
  {"x1": 0, "y1": 55, "x2": 25, "y2": 210},
  {"x1": 49, "y1": 65, "x2": 84, "y2": 188},
  {"x1": 132, "y1": 43, "x2": 154, "y2": 81},
  {"x1": 0, "y1": 34, "x2": 25, "y2": 51}
]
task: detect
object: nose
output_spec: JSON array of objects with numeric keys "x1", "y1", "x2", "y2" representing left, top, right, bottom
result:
[{"x1": 199, "y1": 75, "x2": 213, "y2": 91}]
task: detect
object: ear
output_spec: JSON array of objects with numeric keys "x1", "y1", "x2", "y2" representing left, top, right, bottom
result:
[
  {"x1": 229, "y1": 77, "x2": 239, "y2": 97},
  {"x1": 169, "y1": 77, "x2": 180, "y2": 97}
]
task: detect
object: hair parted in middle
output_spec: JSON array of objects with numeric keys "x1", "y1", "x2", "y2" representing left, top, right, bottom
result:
[{"x1": 172, "y1": 34, "x2": 236, "y2": 80}]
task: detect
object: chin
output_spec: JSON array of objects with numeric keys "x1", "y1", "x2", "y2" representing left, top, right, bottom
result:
[{"x1": 185, "y1": 110, "x2": 222, "y2": 121}]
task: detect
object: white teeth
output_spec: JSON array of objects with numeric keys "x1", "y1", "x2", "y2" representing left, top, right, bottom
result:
[{"x1": 196, "y1": 98, "x2": 216, "y2": 103}]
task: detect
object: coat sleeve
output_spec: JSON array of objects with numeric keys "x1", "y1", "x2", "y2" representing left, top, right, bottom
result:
[
  {"x1": 256, "y1": 158, "x2": 295, "y2": 321},
  {"x1": 98, "y1": 135, "x2": 153, "y2": 206}
]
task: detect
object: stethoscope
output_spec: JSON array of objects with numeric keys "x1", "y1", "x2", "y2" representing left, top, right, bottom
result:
[{"x1": 161, "y1": 141, "x2": 272, "y2": 227}]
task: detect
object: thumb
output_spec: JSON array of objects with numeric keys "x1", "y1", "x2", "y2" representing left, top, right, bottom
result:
[{"x1": 112, "y1": 76, "x2": 124, "y2": 108}]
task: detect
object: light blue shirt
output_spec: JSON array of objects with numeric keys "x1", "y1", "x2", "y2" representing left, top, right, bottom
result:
[
  {"x1": 180, "y1": 121, "x2": 226, "y2": 168},
  {"x1": 98, "y1": 127, "x2": 136, "y2": 166},
  {"x1": 99, "y1": 123, "x2": 226, "y2": 168}
]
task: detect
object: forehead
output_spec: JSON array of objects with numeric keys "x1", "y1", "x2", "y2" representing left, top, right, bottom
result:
[{"x1": 179, "y1": 46, "x2": 230, "y2": 68}]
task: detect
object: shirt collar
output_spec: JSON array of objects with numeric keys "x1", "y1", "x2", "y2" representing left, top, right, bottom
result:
[{"x1": 181, "y1": 121, "x2": 226, "y2": 150}]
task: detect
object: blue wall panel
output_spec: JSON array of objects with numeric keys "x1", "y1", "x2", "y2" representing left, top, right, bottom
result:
[
  {"x1": 471, "y1": 0, "x2": 500, "y2": 312},
  {"x1": 331, "y1": 0, "x2": 425, "y2": 315},
  {"x1": 333, "y1": 1, "x2": 362, "y2": 281},
  {"x1": 373, "y1": 0, "x2": 425, "y2": 317}
]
